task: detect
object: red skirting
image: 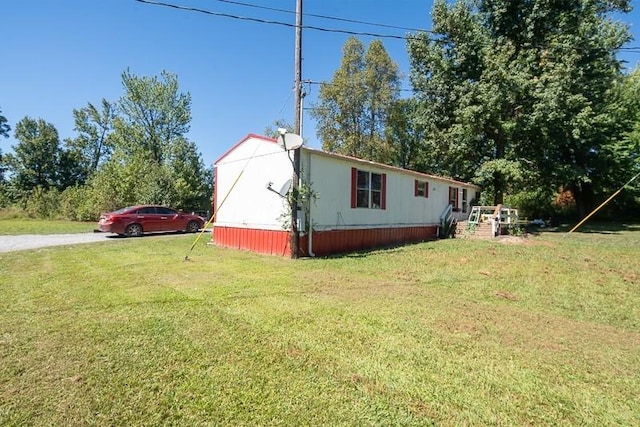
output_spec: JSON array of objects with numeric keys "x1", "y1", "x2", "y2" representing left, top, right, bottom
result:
[
  {"x1": 212, "y1": 226, "x2": 290, "y2": 256},
  {"x1": 213, "y1": 225, "x2": 438, "y2": 257}
]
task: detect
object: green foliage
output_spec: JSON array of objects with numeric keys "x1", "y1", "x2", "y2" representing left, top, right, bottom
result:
[
  {"x1": 384, "y1": 98, "x2": 427, "y2": 169},
  {"x1": 0, "y1": 109, "x2": 9, "y2": 183},
  {"x1": 168, "y1": 137, "x2": 212, "y2": 210},
  {"x1": 264, "y1": 119, "x2": 293, "y2": 138},
  {"x1": 505, "y1": 187, "x2": 558, "y2": 220},
  {"x1": 0, "y1": 70, "x2": 212, "y2": 220},
  {"x1": 409, "y1": 0, "x2": 632, "y2": 212},
  {"x1": 312, "y1": 37, "x2": 400, "y2": 162},
  {"x1": 0, "y1": 107, "x2": 9, "y2": 138},
  {"x1": 22, "y1": 186, "x2": 61, "y2": 219},
  {"x1": 6, "y1": 117, "x2": 61, "y2": 192},
  {"x1": 66, "y1": 99, "x2": 116, "y2": 178},
  {"x1": 58, "y1": 185, "x2": 109, "y2": 222},
  {"x1": 115, "y1": 68, "x2": 191, "y2": 163}
]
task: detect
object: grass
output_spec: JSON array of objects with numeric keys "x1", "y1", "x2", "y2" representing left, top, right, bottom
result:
[
  {"x1": 0, "y1": 211, "x2": 95, "y2": 234},
  {"x1": 0, "y1": 224, "x2": 639, "y2": 425}
]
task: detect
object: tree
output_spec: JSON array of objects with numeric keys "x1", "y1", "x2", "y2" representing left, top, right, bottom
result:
[
  {"x1": 312, "y1": 37, "x2": 400, "y2": 162},
  {"x1": 363, "y1": 40, "x2": 401, "y2": 162},
  {"x1": 264, "y1": 119, "x2": 294, "y2": 139},
  {"x1": 5, "y1": 117, "x2": 61, "y2": 193},
  {"x1": 87, "y1": 69, "x2": 211, "y2": 212},
  {"x1": 513, "y1": 0, "x2": 632, "y2": 215},
  {"x1": 66, "y1": 99, "x2": 116, "y2": 178},
  {"x1": 0, "y1": 108, "x2": 10, "y2": 185},
  {"x1": 168, "y1": 137, "x2": 212, "y2": 210},
  {"x1": 114, "y1": 68, "x2": 191, "y2": 163},
  {"x1": 408, "y1": 0, "x2": 631, "y2": 210},
  {"x1": 592, "y1": 69, "x2": 640, "y2": 214},
  {"x1": 384, "y1": 98, "x2": 427, "y2": 170},
  {"x1": 0, "y1": 108, "x2": 10, "y2": 138},
  {"x1": 408, "y1": 0, "x2": 531, "y2": 203}
]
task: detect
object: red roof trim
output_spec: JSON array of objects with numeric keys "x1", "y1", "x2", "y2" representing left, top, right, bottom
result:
[{"x1": 304, "y1": 146, "x2": 479, "y2": 189}]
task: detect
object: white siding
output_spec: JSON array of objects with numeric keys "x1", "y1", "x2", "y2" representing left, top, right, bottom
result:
[
  {"x1": 214, "y1": 136, "x2": 480, "y2": 234},
  {"x1": 215, "y1": 137, "x2": 293, "y2": 230},
  {"x1": 303, "y1": 150, "x2": 479, "y2": 231}
]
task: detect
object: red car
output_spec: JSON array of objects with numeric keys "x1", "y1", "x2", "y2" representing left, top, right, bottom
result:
[{"x1": 97, "y1": 205, "x2": 205, "y2": 237}]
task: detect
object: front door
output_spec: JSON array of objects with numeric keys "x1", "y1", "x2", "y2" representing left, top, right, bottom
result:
[{"x1": 448, "y1": 187, "x2": 459, "y2": 211}]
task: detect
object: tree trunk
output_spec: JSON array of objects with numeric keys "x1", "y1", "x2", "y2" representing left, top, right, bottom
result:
[{"x1": 572, "y1": 182, "x2": 594, "y2": 219}]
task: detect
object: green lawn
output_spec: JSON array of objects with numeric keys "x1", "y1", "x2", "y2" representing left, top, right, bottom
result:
[
  {"x1": 0, "y1": 217, "x2": 95, "y2": 234},
  {"x1": 0, "y1": 225, "x2": 639, "y2": 425}
]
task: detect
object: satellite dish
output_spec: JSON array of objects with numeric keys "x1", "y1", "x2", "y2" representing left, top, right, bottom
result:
[
  {"x1": 266, "y1": 179, "x2": 292, "y2": 198},
  {"x1": 278, "y1": 179, "x2": 292, "y2": 197},
  {"x1": 277, "y1": 133, "x2": 304, "y2": 151}
]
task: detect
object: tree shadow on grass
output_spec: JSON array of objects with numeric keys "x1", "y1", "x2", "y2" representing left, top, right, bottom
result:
[
  {"x1": 308, "y1": 240, "x2": 438, "y2": 260},
  {"x1": 529, "y1": 221, "x2": 640, "y2": 235}
]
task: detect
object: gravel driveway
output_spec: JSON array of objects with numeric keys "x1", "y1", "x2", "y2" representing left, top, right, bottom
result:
[
  {"x1": 0, "y1": 232, "x2": 115, "y2": 253},
  {"x1": 0, "y1": 230, "x2": 210, "y2": 253}
]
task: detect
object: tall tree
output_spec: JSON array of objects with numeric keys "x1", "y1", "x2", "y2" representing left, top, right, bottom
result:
[
  {"x1": 88, "y1": 69, "x2": 210, "y2": 212},
  {"x1": 511, "y1": 0, "x2": 632, "y2": 215},
  {"x1": 363, "y1": 40, "x2": 401, "y2": 162},
  {"x1": 408, "y1": 0, "x2": 532, "y2": 203},
  {"x1": 0, "y1": 108, "x2": 10, "y2": 138},
  {"x1": 5, "y1": 117, "x2": 61, "y2": 192},
  {"x1": 67, "y1": 99, "x2": 116, "y2": 177},
  {"x1": 408, "y1": 0, "x2": 631, "y2": 210},
  {"x1": 168, "y1": 137, "x2": 211, "y2": 210},
  {"x1": 594, "y1": 69, "x2": 640, "y2": 211},
  {"x1": 264, "y1": 119, "x2": 294, "y2": 139},
  {"x1": 312, "y1": 37, "x2": 400, "y2": 162},
  {"x1": 385, "y1": 98, "x2": 426, "y2": 170},
  {"x1": 0, "y1": 108, "x2": 10, "y2": 184},
  {"x1": 115, "y1": 68, "x2": 191, "y2": 163}
]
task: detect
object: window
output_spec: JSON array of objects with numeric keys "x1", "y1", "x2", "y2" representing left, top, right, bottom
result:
[
  {"x1": 414, "y1": 180, "x2": 429, "y2": 198},
  {"x1": 157, "y1": 207, "x2": 177, "y2": 215},
  {"x1": 136, "y1": 207, "x2": 157, "y2": 214},
  {"x1": 351, "y1": 168, "x2": 386, "y2": 209}
]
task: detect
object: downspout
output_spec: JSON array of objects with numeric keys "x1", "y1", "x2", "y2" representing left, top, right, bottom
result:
[{"x1": 307, "y1": 152, "x2": 315, "y2": 257}]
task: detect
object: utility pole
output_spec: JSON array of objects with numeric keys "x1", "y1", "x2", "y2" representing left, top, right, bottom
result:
[{"x1": 290, "y1": 0, "x2": 302, "y2": 258}]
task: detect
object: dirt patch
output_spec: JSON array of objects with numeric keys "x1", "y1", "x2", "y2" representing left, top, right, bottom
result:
[{"x1": 495, "y1": 235, "x2": 530, "y2": 245}]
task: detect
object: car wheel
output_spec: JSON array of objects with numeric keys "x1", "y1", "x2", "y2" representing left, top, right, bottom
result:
[
  {"x1": 125, "y1": 223, "x2": 143, "y2": 237},
  {"x1": 186, "y1": 220, "x2": 201, "y2": 233}
]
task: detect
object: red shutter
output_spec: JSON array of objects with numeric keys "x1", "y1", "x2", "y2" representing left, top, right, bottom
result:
[
  {"x1": 414, "y1": 180, "x2": 419, "y2": 197},
  {"x1": 381, "y1": 173, "x2": 387, "y2": 210},
  {"x1": 425, "y1": 181, "x2": 429, "y2": 198},
  {"x1": 351, "y1": 167, "x2": 357, "y2": 208}
]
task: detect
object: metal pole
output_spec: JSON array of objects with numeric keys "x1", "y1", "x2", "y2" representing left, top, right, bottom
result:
[{"x1": 290, "y1": 0, "x2": 302, "y2": 258}]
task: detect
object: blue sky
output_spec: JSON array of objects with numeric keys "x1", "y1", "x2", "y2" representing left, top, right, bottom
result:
[{"x1": 2, "y1": 0, "x2": 640, "y2": 166}]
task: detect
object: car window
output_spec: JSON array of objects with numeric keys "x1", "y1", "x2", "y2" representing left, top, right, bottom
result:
[
  {"x1": 156, "y1": 207, "x2": 177, "y2": 215},
  {"x1": 136, "y1": 207, "x2": 157, "y2": 214},
  {"x1": 114, "y1": 206, "x2": 134, "y2": 214}
]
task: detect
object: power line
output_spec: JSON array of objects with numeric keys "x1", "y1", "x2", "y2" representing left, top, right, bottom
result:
[
  {"x1": 135, "y1": 0, "x2": 422, "y2": 41},
  {"x1": 135, "y1": 1, "x2": 640, "y2": 54},
  {"x1": 304, "y1": 79, "x2": 415, "y2": 93},
  {"x1": 207, "y1": 0, "x2": 429, "y2": 33}
]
